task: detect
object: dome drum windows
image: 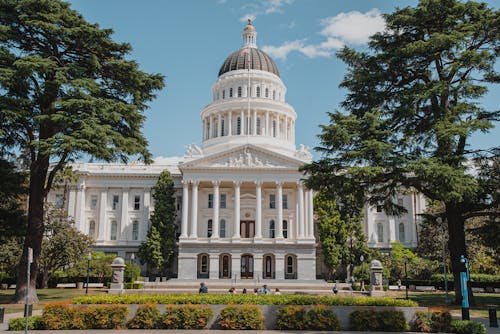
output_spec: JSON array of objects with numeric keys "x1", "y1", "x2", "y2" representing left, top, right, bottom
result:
[
  {"x1": 237, "y1": 86, "x2": 242, "y2": 97},
  {"x1": 229, "y1": 88, "x2": 233, "y2": 97}
]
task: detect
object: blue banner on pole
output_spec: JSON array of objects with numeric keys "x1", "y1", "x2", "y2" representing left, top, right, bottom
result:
[{"x1": 460, "y1": 271, "x2": 469, "y2": 308}]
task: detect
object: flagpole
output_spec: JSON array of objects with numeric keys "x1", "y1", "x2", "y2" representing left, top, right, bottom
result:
[{"x1": 247, "y1": 47, "x2": 250, "y2": 137}]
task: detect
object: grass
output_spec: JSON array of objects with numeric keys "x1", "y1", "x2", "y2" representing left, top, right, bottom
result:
[{"x1": 0, "y1": 288, "x2": 108, "y2": 314}]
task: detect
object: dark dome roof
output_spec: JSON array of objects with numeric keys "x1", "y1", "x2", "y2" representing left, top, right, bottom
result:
[{"x1": 218, "y1": 48, "x2": 280, "y2": 77}]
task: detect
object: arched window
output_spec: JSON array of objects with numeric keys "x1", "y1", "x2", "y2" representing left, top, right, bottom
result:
[
  {"x1": 88, "y1": 220, "x2": 96, "y2": 239},
  {"x1": 221, "y1": 118, "x2": 225, "y2": 136},
  {"x1": 286, "y1": 256, "x2": 294, "y2": 274},
  {"x1": 207, "y1": 219, "x2": 213, "y2": 238},
  {"x1": 220, "y1": 219, "x2": 226, "y2": 238},
  {"x1": 256, "y1": 86, "x2": 261, "y2": 97},
  {"x1": 238, "y1": 86, "x2": 242, "y2": 97},
  {"x1": 399, "y1": 222, "x2": 405, "y2": 242},
  {"x1": 269, "y1": 220, "x2": 275, "y2": 238},
  {"x1": 229, "y1": 88, "x2": 233, "y2": 97},
  {"x1": 132, "y1": 220, "x2": 139, "y2": 240},
  {"x1": 200, "y1": 254, "x2": 208, "y2": 274},
  {"x1": 222, "y1": 90, "x2": 225, "y2": 99},
  {"x1": 265, "y1": 88, "x2": 269, "y2": 98},
  {"x1": 110, "y1": 220, "x2": 117, "y2": 240},
  {"x1": 283, "y1": 220, "x2": 288, "y2": 239},
  {"x1": 256, "y1": 117, "x2": 261, "y2": 135},
  {"x1": 273, "y1": 90, "x2": 276, "y2": 100},
  {"x1": 272, "y1": 120, "x2": 277, "y2": 137},
  {"x1": 237, "y1": 117, "x2": 241, "y2": 135},
  {"x1": 377, "y1": 223, "x2": 383, "y2": 243}
]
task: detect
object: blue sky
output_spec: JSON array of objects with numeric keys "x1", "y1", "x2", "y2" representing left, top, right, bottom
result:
[{"x1": 67, "y1": 0, "x2": 499, "y2": 160}]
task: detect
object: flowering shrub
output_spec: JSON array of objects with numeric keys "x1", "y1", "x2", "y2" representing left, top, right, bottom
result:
[
  {"x1": 276, "y1": 305, "x2": 307, "y2": 330},
  {"x1": 349, "y1": 309, "x2": 407, "y2": 332},
  {"x1": 218, "y1": 305, "x2": 264, "y2": 330},
  {"x1": 162, "y1": 304, "x2": 213, "y2": 329},
  {"x1": 126, "y1": 304, "x2": 162, "y2": 329},
  {"x1": 307, "y1": 305, "x2": 341, "y2": 330}
]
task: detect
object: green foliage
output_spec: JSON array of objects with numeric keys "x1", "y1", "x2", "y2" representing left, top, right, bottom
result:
[
  {"x1": 138, "y1": 169, "x2": 177, "y2": 275},
  {"x1": 276, "y1": 305, "x2": 308, "y2": 330},
  {"x1": 451, "y1": 319, "x2": 486, "y2": 334},
  {"x1": 124, "y1": 262, "x2": 141, "y2": 282},
  {"x1": 66, "y1": 251, "x2": 115, "y2": 282},
  {"x1": 432, "y1": 273, "x2": 500, "y2": 283},
  {"x1": 306, "y1": 305, "x2": 341, "y2": 331},
  {"x1": 124, "y1": 282, "x2": 144, "y2": 289},
  {"x1": 126, "y1": 304, "x2": 162, "y2": 329},
  {"x1": 0, "y1": 158, "x2": 26, "y2": 241},
  {"x1": 41, "y1": 302, "x2": 128, "y2": 330},
  {"x1": 349, "y1": 309, "x2": 408, "y2": 331},
  {"x1": 302, "y1": 0, "x2": 500, "y2": 303},
  {"x1": 73, "y1": 293, "x2": 417, "y2": 307},
  {"x1": 0, "y1": 237, "x2": 23, "y2": 277},
  {"x1": 162, "y1": 304, "x2": 213, "y2": 329},
  {"x1": 218, "y1": 305, "x2": 264, "y2": 330},
  {"x1": 8, "y1": 316, "x2": 44, "y2": 330}
]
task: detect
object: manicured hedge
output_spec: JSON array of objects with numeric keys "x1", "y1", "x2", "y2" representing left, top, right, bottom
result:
[
  {"x1": 218, "y1": 305, "x2": 264, "y2": 330},
  {"x1": 349, "y1": 309, "x2": 408, "y2": 332},
  {"x1": 451, "y1": 319, "x2": 487, "y2": 334},
  {"x1": 8, "y1": 316, "x2": 44, "y2": 331},
  {"x1": 276, "y1": 305, "x2": 341, "y2": 330},
  {"x1": 126, "y1": 304, "x2": 162, "y2": 329},
  {"x1": 73, "y1": 293, "x2": 417, "y2": 307},
  {"x1": 162, "y1": 304, "x2": 213, "y2": 329}
]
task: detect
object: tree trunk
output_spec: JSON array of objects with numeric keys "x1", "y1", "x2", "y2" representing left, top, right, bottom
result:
[
  {"x1": 13, "y1": 158, "x2": 49, "y2": 304},
  {"x1": 42, "y1": 269, "x2": 49, "y2": 289},
  {"x1": 446, "y1": 202, "x2": 475, "y2": 306}
]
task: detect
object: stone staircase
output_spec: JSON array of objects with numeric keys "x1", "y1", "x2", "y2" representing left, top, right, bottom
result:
[{"x1": 134, "y1": 279, "x2": 355, "y2": 295}]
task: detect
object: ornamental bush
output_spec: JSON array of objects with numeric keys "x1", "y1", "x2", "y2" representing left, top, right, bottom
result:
[
  {"x1": 276, "y1": 305, "x2": 308, "y2": 330},
  {"x1": 162, "y1": 304, "x2": 213, "y2": 329},
  {"x1": 410, "y1": 311, "x2": 452, "y2": 332},
  {"x1": 127, "y1": 304, "x2": 162, "y2": 329},
  {"x1": 349, "y1": 309, "x2": 408, "y2": 332},
  {"x1": 73, "y1": 293, "x2": 417, "y2": 307},
  {"x1": 8, "y1": 316, "x2": 44, "y2": 331},
  {"x1": 306, "y1": 305, "x2": 341, "y2": 331},
  {"x1": 451, "y1": 319, "x2": 486, "y2": 334},
  {"x1": 218, "y1": 305, "x2": 264, "y2": 330}
]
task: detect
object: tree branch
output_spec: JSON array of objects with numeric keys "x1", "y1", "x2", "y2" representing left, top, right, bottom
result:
[{"x1": 44, "y1": 151, "x2": 69, "y2": 196}]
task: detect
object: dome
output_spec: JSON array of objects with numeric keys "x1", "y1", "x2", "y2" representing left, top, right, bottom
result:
[{"x1": 218, "y1": 48, "x2": 280, "y2": 77}]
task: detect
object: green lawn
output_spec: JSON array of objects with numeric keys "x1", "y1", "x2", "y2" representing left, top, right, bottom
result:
[{"x1": 0, "y1": 288, "x2": 108, "y2": 314}]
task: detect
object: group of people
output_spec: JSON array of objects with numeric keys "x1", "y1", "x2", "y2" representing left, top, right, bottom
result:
[{"x1": 199, "y1": 283, "x2": 281, "y2": 295}]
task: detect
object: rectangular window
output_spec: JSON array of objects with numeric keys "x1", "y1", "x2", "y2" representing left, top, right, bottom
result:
[
  {"x1": 177, "y1": 196, "x2": 182, "y2": 211},
  {"x1": 376, "y1": 205, "x2": 383, "y2": 213},
  {"x1": 269, "y1": 194, "x2": 276, "y2": 209},
  {"x1": 132, "y1": 220, "x2": 139, "y2": 240},
  {"x1": 133, "y1": 195, "x2": 141, "y2": 210},
  {"x1": 208, "y1": 194, "x2": 214, "y2": 208},
  {"x1": 110, "y1": 220, "x2": 117, "y2": 240},
  {"x1": 112, "y1": 195, "x2": 119, "y2": 210},
  {"x1": 90, "y1": 195, "x2": 98, "y2": 210},
  {"x1": 55, "y1": 194, "x2": 64, "y2": 209},
  {"x1": 220, "y1": 194, "x2": 226, "y2": 208},
  {"x1": 282, "y1": 194, "x2": 288, "y2": 209}
]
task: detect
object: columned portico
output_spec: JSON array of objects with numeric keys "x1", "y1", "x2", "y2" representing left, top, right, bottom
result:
[
  {"x1": 212, "y1": 181, "x2": 220, "y2": 239},
  {"x1": 190, "y1": 181, "x2": 198, "y2": 239},
  {"x1": 255, "y1": 181, "x2": 262, "y2": 239},
  {"x1": 233, "y1": 181, "x2": 241, "y2": 240}
]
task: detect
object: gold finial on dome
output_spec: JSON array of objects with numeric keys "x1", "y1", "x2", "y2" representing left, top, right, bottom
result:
[{"x1": 244, "y1": 18, "x2": 255, "y2": 31}]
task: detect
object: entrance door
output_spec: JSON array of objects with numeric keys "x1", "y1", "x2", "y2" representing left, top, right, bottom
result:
[
  {"x1": 240, "y1": 221, "x2": 255, "y2": 238},
  {"x1": 265, "y1": 256, "x2": 273, "y2": 278},
  {"x1": 240, "y1": 255, "x2": 254, "y2": 278},
  {"x1": 222, "y1": 255, "x2": 230, "y2": 278}
]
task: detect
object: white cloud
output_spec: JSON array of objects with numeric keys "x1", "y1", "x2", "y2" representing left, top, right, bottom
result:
[
  {"x1": 262, "y1": 9, "x2": 385, "y2": 60},
  {"x1": 320, "y1": 9, "x2": 385, "y2": 45},
  {"x1": 216, "y1": 0, "x2": 227, "y2": 4},
  {"x1": 240, "y1": 0, "x2": 294, "y2": 23},
  {"x1": 240, "y1": 13, "x2": 257, "y2": 23},
  {"x1": 264, "y1": 0, "x2": 294, "y2": 14}
]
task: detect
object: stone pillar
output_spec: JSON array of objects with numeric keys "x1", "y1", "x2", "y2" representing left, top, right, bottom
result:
[
  {"x1": 202, "y1": 118, "x2": 206, "y2": 140},
  {"x1": 253, "y1": 254, "x2": 263, "y2": 281},
  {"x1": 109, "y1": 257, "x2": 126, "y2": 294},
  {"x1": 232, "y1": 181, "x2": 241, "y2": 240},
  {"x1": 180, "y1": 181, "x2": 189, "y2": 238},
  {"x1": 142, "y1": 188, "x2": 151, "y2": 240},
  {"x1": 231, "y1": 253, "x2": 240, "y2": 279},
  {"x1": 228, "y1": 111, "x2": 232, "y2": 136},
  {"x1": 275, "y1": 254, "x2": 285, "y2": 280},
  {"x1": 240, "y1": 110, "x2": 245, "y2": 135},
  {"x1": 276, "y1": 182, "x2": 284, "y2": 239},
  {"x1": 276, "y1": 114, "x2": 280, "y2": 139},
  {"x1": 207, "y1": 116, "x2": 212, "y2": 139},
  {"x1": 97, "y1": 188, "x2": 107, "y2": 242},
  {"x1": 212, "y1": 181, "x2": 220, "y2": 239},
  {"x1": 217, "y1": 114, "x2": 221, "y2": 137},
  {"x1": 67, "y1": 187, "x2": 77, "y2": 221},
  {"x1": 307, "y1": 190, "x2": 315, "y2": 239},
  {"x1": 74, "y1": 185, "x2": 85, "y2": 231},
  {"x1": 297, "y1": 183, "x2": 304, "y2": 238},
  {"x1": 120, "y1": 188, "x2": 129, "y2": 240},
  {"x1": 255, "y1": 182, "x2": 262, "y2": 239},
  {"x1": 190, "y1": 181, "x2": 198, "y2": 238},
  {"x1": 253, "y1": 110, "x2": 257, "y2": 135},
  {"x1": 370, "y1": 260, "x2": 385, "y2": 296},
  {"x1": 209, "y1": 254, "x2": 219, "y2": 279},
  {"x1": 265, "y1": 111, "x2": 270, "y2": 136}
]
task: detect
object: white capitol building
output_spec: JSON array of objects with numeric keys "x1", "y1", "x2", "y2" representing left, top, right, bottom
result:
[{"x1": 49, "y1": 21, "x2": 426, "y2": 280}]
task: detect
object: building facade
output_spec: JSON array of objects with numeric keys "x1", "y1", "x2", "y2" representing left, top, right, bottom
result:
[{"x1": 48, "y1": 21, "x2": 426, "y2": 280}]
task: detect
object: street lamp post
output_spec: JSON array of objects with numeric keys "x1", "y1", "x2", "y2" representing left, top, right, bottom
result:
[
  {"x1": 130, "y1": 253, "x2": 135, "y2": 284},
  {"x1": 360, "y1": 255, "x2": 365, "y2": 291},
  {"x1": 436, "y1": 217, "x2": 449, "y2": 304},
  {"x1": 460, "y1": 255, "x2": 470, "y2": 320},
  {"x1": 85, "y1": 252, "x2": 92, "y2": 295},
  {"x1": 404, "y1": 257, "x2": 409, "y2": 300}
]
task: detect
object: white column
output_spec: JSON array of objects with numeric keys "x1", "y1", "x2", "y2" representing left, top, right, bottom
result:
[
  {"x1": 255, "y1": 181, "x2": 262, "y2": 239},
  {"x1": 97, "y1": 188, "x2": 107, "y2": 241},
  {"x1": 253, "y1": 110, "x2": 257, "y2": 135},
  {"x1": 209, "y1": 254, "x2": 219, "y2": 279},
  {"x1": 228, "y1": 111, "x2": 232, "y2": 136},
  {"x1": 142, "y1": 188, "x2": 151, "y2": 241},
  {"x1": 277, "y1": 182, "x2": 284, "y2": 239},
  {"x1": 202, "y1": 118, "x2": 206, "y2": 141},
  {"x1": 240, "y1": 110, "x2": 245, "y2": 135},
  {"x1": 180, "y1": 181, "x2": 189, "y2": 238},
  {"x1": 276, "y1": 114, "x2": 280, "y2": 139},
  {"x1": 275, "y1": 254, "x2": 285, "y2": 280},
  {"x1": 74, "y1": 185, "x2": 85, "y2": 231},
  {"x1": 67, "y1": 187, "x2": 77, "y2": 220},
  {"x1": 190, "y1": 181, "x2": 198, "y2": 238},
  {"x1": 265, "y1": 111, "x2": 270, "y2": 136},
  {"x1": 231, "y1": 254, "x2": 240, "y2": 279},
  {"x1": 217, "y1": 113, "x2": 221, "y2": 137},
  {"x1": 232, "y1": 181, "x2": 241, "y2": 239},
  {"x1": 304, "y1": 187, "x2": 309, "y2": 237},
  {"x1": 212, "y1": 181, "x2": 220, "y2": 239},
  {"x1": 307, "y1": 189, "x2": 314, "y2": 239},
  {"x1": 120, "y1": 188, "x2": 129, "y2": 240},
  {"x1": 297, "y1": 183, "x2": 304, "y2": 238}
]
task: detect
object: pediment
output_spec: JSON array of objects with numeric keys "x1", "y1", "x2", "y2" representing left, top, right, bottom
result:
[{"x1": 180, "y1": 145, "x2": 304, "y2": 170}]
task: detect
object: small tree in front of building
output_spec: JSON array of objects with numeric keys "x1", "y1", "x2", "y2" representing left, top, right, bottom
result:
[{"x1": 138, "y1": 170, "x2": 177, "y2": 275}]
